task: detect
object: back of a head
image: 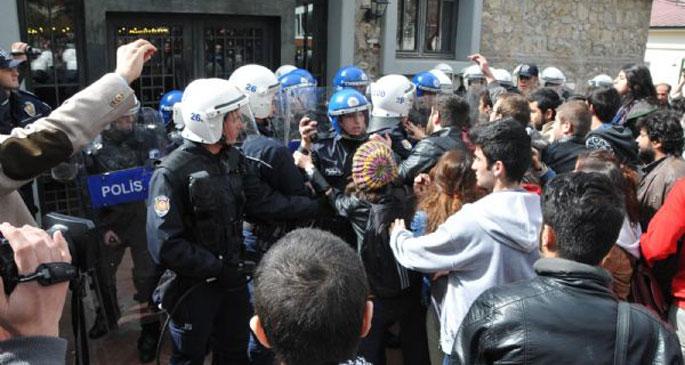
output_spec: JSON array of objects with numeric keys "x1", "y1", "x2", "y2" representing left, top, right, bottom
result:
[
  {"x1": 496, "y1": 93, "x2": 531, "y2": 126},
  {"x1": 588, "y1": 87, "x2": 621, "y2": 124},
  {"x1": 576, "y1": 150, "x2": 640, "y2": 225},
  {"x1": 557, "y1": 100, "x2": 592, "y2": 138},
  {"x1": 253, "y1": 228, "x2": 369, "y2": 365},
  {"x1": 437, "y1": 94, "x2": 470, "y2": 130},
  {"x1": 528, "y1": 87, "x2": 562, "y2": 113},
  {"x1": 470, "y1": 118, "x2": 532, "y2": 183},
  {"x1": 636, "y1": 109, "x2": 685, "y2": 156},
  {"x1": 542, "y1": 172, "x2": 625, "y2": 265}
]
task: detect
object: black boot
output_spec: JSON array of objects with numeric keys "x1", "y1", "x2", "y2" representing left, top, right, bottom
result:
[{"x1": 137, "y1": 321, "x2": 161, "y2": 363}]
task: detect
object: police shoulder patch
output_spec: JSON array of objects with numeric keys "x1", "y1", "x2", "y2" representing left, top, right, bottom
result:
[
  {"x1": 23, "y1": 101, "x2": 36, "y2": 117},
  {"x1": 154, "y1": 195, "x2": 171, "y2": 217}
]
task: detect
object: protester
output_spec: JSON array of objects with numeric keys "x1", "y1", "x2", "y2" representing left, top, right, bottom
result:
[
  {"x1": 635, "y1": 109, "x2": 685, "y2": 229},
  {"x1": 512, "y1": 63, "x2": 540, "y2": 96},
  {"x1": 612, "y1": 64, "x2": 658, "y2": 135},
  {"x1": 450, "y1": 172, "x2": 682, "y2": 364},
  {"x1": 250, "y1": 228, "x2": 373, "y2": 365},
  {"x1": 527, "y1": 87, "x2": 562, "y2": 142},
  {"x1": 641, "y1": 178, "x2": 685, "y2": 355},
  {"x1": 585, "y1": 86, "x2": 640, "y2": 168},
  {"x1": 575, "y1": 150, "x2": 642, "y2": 299},
  {"x1": 389, "y1": 119, "x2": 541, "y2": 362},
  {"x1": 294, "y1": 140, "x2": 429, "y2": 364},
  {"x1": 398, "y1": 95, "x2": 468, "y2": 184},
  {"x1": 410, "y1": 149, "x2": 481, "y2": 365},
  {"x1": 0, "y1": 39, "x2": 154, "y2": 226},
  {"x1": 656, "y1": 83, "x2": 672, "y2": 108},
  {"x1": 541, "y1": 100, "x2": 591, "y2": 174}
]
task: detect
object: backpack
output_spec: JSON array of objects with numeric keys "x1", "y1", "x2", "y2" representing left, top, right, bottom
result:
[
  {"x1": 360, "y1": 186, "x2": 419, "y2": 298},
  {"x1": 629, "y1": 258, "x2": 669, "y2": 320}
]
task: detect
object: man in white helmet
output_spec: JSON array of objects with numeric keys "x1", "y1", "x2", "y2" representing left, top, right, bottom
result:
[
  {"x1": 367, "y1": 74, "x2": 417, "y2": 159},
  {"x1": 146, "y1": 78, "x2": 254, "y2": 364},
  {"x1": 228, "y1": 64, "x2": 324, "y2": 364}
]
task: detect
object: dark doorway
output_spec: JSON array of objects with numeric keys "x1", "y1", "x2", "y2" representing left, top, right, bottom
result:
[
  {"x1": 294, "y1": 0, "x2": 327, "y2": 85},
  {"x1": 107, "y1": 13, "x2": 280, "y2": 108}
]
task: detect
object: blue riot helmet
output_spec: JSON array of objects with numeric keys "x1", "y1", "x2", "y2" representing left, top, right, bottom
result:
[
  {"x1": 412, "y1": 71, "x2": 441, "y2": 97},
  {"x1": 279, "y1": 68, "x2": 319, "y2": 112},
  {"x1": 328, "y1": 88, "x2": 370, "y2": 136},
  {"x1": 279, "y1": 68, "x2": 318, "y2": 90},
  {"x1": 332, "y1": 65, "x2": 370, "y2": 92},
  {"x1": 159, "y1": 90, "x2": 183, "y2": 128}
]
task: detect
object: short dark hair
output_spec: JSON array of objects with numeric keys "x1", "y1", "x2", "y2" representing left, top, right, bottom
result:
[
  {"x1": 253, "y1": 228, "x2": 369, "y2": 365},
  {"x1": 470, "y1": 118, "x2": 531, "y2": 183},
  {"x1": 636, "y1": 109, "x2": 685, "y2": 156},
  {"x1": 527, "y1": 87, "x2": 562, "y2": 118},
  {"x1": 587, "y1": 87, "x2": 621, "y2": 124},
  {"x1": 495, "y1": 93, "x2": 531, "y2": 126},
  {"x1": 542, "y1": 172, "x2": 625, "y2": 265},
  {"x1": 557, "y1": 100, "x2": 592, "y2": 138},
  {"x1": 437, "y1": 95, "x2": 470, "y2": 130}
]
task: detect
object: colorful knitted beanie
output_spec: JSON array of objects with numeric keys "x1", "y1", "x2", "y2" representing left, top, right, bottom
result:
[{"x1": 352, "y1": 140, "x2": 398, "y2": 192}]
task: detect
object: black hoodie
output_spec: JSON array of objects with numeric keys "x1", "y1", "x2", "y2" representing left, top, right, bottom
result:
[{"x1": 585, "y1": 124, "x2": 640, "y2": 168}]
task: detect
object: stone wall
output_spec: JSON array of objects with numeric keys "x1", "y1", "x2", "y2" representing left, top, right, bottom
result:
[
  {"x1": 354, "y1": 0, "x2": 382, "y2": 79},
  {"x1": 479, "y1": 0, "x2": 653, "y2": 92},
  {"x1": 353, "y1": 0, "x2": 653, "y2": 91}
]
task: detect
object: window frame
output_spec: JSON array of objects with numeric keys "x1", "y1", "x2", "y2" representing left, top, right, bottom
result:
[
  {"x1": 381, "y1": 0, "x2": 483, "y2": 75},
  {"x1": 396, "y1": 0, "x2": 458, "y2": 59}
]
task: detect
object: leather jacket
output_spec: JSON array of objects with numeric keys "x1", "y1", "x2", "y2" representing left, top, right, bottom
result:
[
  {"x1": 398, "y1": 127, "x2": 465, "y2": 185},
  {"x1": 450, "y1": 258, "x2": 683, "y2": 365},
  {"x1": 638, "y1": 155, "x2": 685, "y2": 229}
]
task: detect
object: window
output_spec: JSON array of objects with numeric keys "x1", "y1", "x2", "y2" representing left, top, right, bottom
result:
[
  {"x1": 21, "y1": 0, "x2": 83, "y2": 108},
  {"x1": 396, "y1": 0, "x2": 457, "y2": 57}
]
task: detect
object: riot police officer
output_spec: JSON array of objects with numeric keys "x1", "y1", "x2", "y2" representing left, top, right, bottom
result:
[
  {"x1": 332, "y1": 65, "x2": 370, "y2": 94},
  {"x1": 85, "y1": 97, "x2": 163, "y2": 362},
  {"x1": 367, "y1": 74, "x2": 417, "y2": 160},
  {"x1": 159, "y1": 89, "x2": 184, "y2": 153},
  {"x1": 146, "y1": 78, "x2": 252, "y2": 364},
  {"x1": 228, "y1": 65, "x2": 322, "y2": 252},
  {"x1": 298, "y1": 87, "x2": 371, "y2": 246}
]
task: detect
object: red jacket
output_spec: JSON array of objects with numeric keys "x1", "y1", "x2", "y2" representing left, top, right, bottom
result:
[{"x1": 641, "y1": 178, "x2": 685, "y2": 308}]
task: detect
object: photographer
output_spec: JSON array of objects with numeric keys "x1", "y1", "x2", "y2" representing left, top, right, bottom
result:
[
  {"x1": 0, "y1": 223, "x2": 72, "y2": 364},
  {"x1": 0, "y1": 39, "x2": 157, "y2": 227}
]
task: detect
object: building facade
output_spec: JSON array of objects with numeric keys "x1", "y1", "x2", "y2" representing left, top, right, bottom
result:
[{"x1": 645, "y1": 0, "x2": 685, "y2": 89}]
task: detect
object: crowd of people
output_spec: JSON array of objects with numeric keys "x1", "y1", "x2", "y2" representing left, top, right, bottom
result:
[{"x1": 3, "y1": 36, "x2": 685, "y2": 365}]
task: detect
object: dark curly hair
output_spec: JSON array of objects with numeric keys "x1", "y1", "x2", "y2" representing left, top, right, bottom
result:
[{"x1": 636, "y1": 109, "x2": 685, "y2": 156}]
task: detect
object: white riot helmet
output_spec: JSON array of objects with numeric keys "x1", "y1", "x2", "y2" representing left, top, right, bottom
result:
[
  {"x1": 178, "y1": 78, "x2": 253, "y2": 144},
  {"x1": 275, "y1": 64, "x2": 298, "y2": 79},
  {"x1": 588, "y1": 74, "x2": 613, "y2": 88},
  {"x1": 492, "y1": 68, "x2": 514, "y2": 87},
  {"x1": 462, "y1": 65, "x2": 484, "y2": 81},
  {"x1": 541, "y1": 67, "x2": 566, "y2": 86},
  {"x1": 434, "y1": 63, "x2": 454, "y2": 78},
  {"x1": 228, "y1": 64, "x2": 280, "y2": 119},
  {"x1": 369, "y1": 74, "x2": 416, "y2": 118},
  {"x1": 429, "y1": 69, "x2": 453, "y2": 93}
]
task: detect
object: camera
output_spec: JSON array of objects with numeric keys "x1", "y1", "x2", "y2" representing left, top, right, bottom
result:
[{"x1": 0, "y1": 213, "x2": 96, "y2": 295}]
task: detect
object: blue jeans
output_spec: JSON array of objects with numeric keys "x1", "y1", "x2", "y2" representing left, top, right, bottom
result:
[{"x1": 443, "y1": 353, "x2": 455, "y2": 365}]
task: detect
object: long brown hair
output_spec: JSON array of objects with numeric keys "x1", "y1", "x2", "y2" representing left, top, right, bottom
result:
[{"x1": 418, "y1": 149, "x2": 481, "y2": 233}]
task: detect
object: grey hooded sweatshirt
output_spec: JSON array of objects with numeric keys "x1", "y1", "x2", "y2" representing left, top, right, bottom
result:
[{"x1": 390, "y1": 189, "x2": 542, "y2": 354}]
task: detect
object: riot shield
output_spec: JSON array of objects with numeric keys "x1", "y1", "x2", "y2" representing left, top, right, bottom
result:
[
  {"x1": 277, "y1": 86, "x2": 335, "y2": 151},
  {"x1": 81, "y1": 109, "x2": 169, "y2": 356}
]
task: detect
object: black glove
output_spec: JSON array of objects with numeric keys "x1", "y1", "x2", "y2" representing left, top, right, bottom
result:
[{"x1": 307, "y1": 168, "x2": 331, "y2": 194}]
